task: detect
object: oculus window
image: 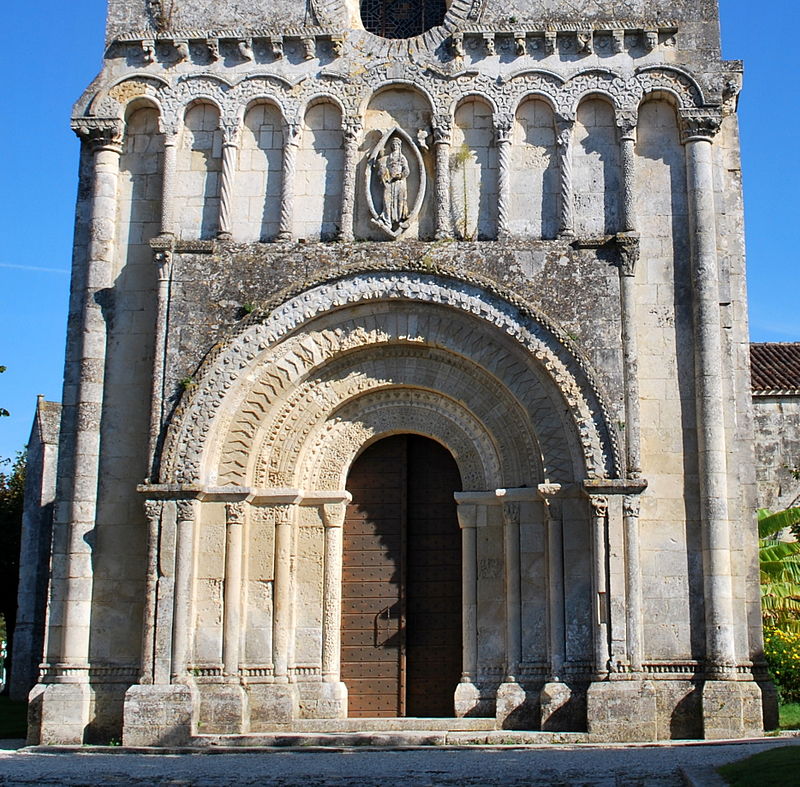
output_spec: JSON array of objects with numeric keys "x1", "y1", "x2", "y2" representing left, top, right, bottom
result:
[{"x1": 360, "y1": 0, "x2": 447, "y2": 38}]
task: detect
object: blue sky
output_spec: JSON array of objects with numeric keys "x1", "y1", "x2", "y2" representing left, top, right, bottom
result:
[{"x1": 1, "y1": 1, "x2": 798, "y2": 461}]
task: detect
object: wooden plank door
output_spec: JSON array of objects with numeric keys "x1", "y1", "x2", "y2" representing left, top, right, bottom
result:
[{"x1": 341, "y1": 435, "x2": 462, "y2": 717}]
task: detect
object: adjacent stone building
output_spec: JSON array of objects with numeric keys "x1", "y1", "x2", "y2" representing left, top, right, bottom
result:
[{"x1": 26, "y1": 0, "x2": 769, "y2": 744}]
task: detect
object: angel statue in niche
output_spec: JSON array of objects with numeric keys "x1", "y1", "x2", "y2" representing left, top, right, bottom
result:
[{"x1": 375, "y1": 136, "x2": 410, "y2": 231}]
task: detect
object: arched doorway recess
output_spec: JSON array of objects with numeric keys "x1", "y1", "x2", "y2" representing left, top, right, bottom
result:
[{"x1": 342, "y1": 434, "x2": 463, "y2": 717}]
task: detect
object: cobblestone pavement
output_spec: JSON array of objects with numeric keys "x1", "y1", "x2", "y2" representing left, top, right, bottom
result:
[{"x1": 1, "y1": 739, "x2": 799, "y2": 786}]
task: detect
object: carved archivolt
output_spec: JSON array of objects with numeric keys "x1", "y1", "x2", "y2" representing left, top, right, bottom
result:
[
  {"x1": 160, "y1": 272, "x2": 622, "y2": 488},
  {"x1": 80, "y1": 62, "x2": 707, "y2": 139}
]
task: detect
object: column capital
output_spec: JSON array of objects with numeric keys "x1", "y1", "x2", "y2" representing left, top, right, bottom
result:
[
  {"x1": 220, "y1": 119, "x2": 242, "y2": 147},
  {"x1": 588, "y1": 495, "x2": 609, "y2": 518},
  {"x1": 342, "y1": 115, "x2": 363, "y2": 143},
  {"x1": 158, "y1": 116, "x2": 181, "y2": 138},
  {"x1": 71, "y1": 118, "x2": 124, "y2": 153},
  {"x1": 455, "y1": 502, "x2": 478, "y2": 530},
  {"x1": 679, "y1": 108, "x2": 724, "y2": 144},
  {"x1": 284, "y1": 120, "x2": 302, "y2": 147},
  {"x1": 615, "y1": 232, "x2": 640, "y2": 277},
  {"x1": 432, "y1": 114, "x2": 453, "y2": 145},
  {"x1": 175, "y1": 499, "x2": 197, "y2": 522},
  {"x1": 143, "y1": 499, "x2": 163, "y2": 522},
  {"x1": 321, "y1": 502, "x2": 347, "y2": 528},
  {"x1": 555, "y1": 113, "x2": 576, "y2": 138},
  {"x1": 502, "y1": 501, "x2": 520, "y2": 526},
  {"x1": 623, "y1": 495, "x2": 641, "y2": 518},
  {"x1": 494, "y1": 112, "x2": 514, "y2": 145},
  {"x1": 615, "y1": 109, "x2": 638, "y2": 141},
  {"x1": 225, "y1": 501, "x2": 247, "y2": 526}
]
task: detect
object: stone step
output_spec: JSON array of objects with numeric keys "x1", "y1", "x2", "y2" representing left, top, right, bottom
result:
[
  {"x1": 291, "y1": 717, "x2": 498, "y2": 732},
  {"x1": 192, "y1": 728, "x2": 591, "y2": 749}
]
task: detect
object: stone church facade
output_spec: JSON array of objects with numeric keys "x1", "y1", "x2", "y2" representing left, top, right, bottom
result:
[{"x1": 27, "y1": 0, "x2": 769, "y2": 744}]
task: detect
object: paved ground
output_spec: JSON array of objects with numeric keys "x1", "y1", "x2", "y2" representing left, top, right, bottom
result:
[{"x1": 1, "y1": 738, "x2": 799, "y2": 786}]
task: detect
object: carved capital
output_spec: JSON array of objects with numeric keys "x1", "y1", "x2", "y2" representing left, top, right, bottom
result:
[
  {"x1": 143, "y1": 499, "x2": 163, "y2": 523},
  {"x1": 284, "y1": 121, "x2": 302, "y2": 147},
  {"x1": 342, "y1": 116, "x2": 363, "y2": 144},
  {"x1": 321, "y1": 502, "x2": 347, "y2": 528},
  {"x1": 225, "y1": 501, "x2": 247, "y2": 526},
  {"x1": 71, "y1": 118, "x2": 125, "y2": 153},
  {"x1": 616, "y1": 110, "x2": 638, "y2": 141},
  {"x1": 220, "y1": 119, "x2": 241, "y2": 146},
  {"x1": 615, "y1": 232, "x2": 640, "y2": 277},
  {"x1": 623, "y1": 495, "x2": 641, "y2": 519},
  {"x1": 589, "y1": 495, "x2": 609, "y2": 519},
  {"x1": 679, "y1": 108, "x2": 723, "y2": 143},
  {"x1": 502, "y1": 501, "x2": 521, "y2": 526},
  {"x1": 555, "y1": 114, "x2": 575, "y2": 145},
  {"x1": 432, "y1": 114, "x2": 453, "y2": 145},
  {"x1": 175, "y1": 499, "x2": 196, "y2": 522},
  {"x1": 494, "y1": 113, "x2": 514, "y2": 145},
  {"x1": 272, "y1": 504, "x2": 295, "y2": 526}
]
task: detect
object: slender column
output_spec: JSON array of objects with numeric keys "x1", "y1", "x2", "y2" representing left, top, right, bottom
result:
[
  {"x1": 145, "y1": 243, "x2": 172, "y2": 480},
  {"x1": 589, "y1": 495, "x2": 610, "y2": 676},
  {"x1": 455, "y1": 502, "x2": 478, "y2": 684},
  {"x1": 623, "y1": 495, "x2": 643, "y2": 671},
  {"x1": 217, "y1": 123, "x2": 241, "y2": 240},
  {"x1": 617, "y1": 110, "x2": 638, "y2": 233},
  {"x1": 57, "y1": 120, "x2": 124, "y2": 672},
  {"x1": 272, "y1": 504, "x2": 296, "y2": 681},
  {"x1": 223, "y1": 501, "x2": 246, "y2": 677},
  {"x1": 158, "y1": 122, "x2": 179, "y2": 236},
  {"x1": 501, "y1": 501, "x2": 522, "y2": 681},
  {"x1": 555, "y1": 114, "x2": 575, "y2": 238},
  {"x1": 494, "y1": 113, "x2": 513, "y2": 240},
  {"x1": 277, "y1": 121, "x2": 301, "y2": 242},
  {"x1": 540, "y1": 485, "x2": 565, "y2": 681},
  {"x1": 171, "y1": 499, "x2": 197, "y2": 680},
  {"x1": 321, "y1": 501, "x2": 347, "y2": 682},
  {"x1": 140, "y1": 500, "x2": 163, "y2": 684},
  {"x1": 681, "y1": 109, "x2": 737, "y2": 676},
  {"x1": 433, "y1": 114, "x2": 453, "y2": 240},
  {"x1": 338, "y1": 116, "x2": 362, "y2": 242}
]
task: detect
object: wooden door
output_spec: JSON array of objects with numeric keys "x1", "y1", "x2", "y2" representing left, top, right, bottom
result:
[{"x1": 341, "y1": 435, "x2": 462, "y2": 717}]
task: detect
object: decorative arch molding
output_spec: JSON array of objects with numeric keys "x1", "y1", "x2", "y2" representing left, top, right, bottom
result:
[
  {"x1": 160, "y1": 271, "x2": 623, "y2": 488},
  {"x1": 76, "y1": 61, "x2": 710, "y2": 134}
]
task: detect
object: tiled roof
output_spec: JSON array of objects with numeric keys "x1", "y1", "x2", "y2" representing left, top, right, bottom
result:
[{"x1": 751, "y1": 343, "x2": 800, "y2": 395}]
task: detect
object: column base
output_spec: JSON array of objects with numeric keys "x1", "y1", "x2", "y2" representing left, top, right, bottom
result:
[
  {"x1": 702, "y1": 680, "x2": 763, "y2": 739},
  {"x1": 249, "y1": 683, "x2": 299, "y2": 732},
  {"x1": 197, "y1": 683, "x2": 249, "y2": 735},
  {"x1": 122, "y1": 683, "x2": 196, "y2": 746},
  {"x1": 298, "y1": 681, "x2": 348, "y2": 719},
  {"x1": 454, "y1": 678, "x2": 482, "y2": 718},
  {"x1": 587, "y1": 679, "x2": 657, "y2": 742},
  {"x1": 495, "y1": 680, "x2": 531, "y2": 729},
  {"x1": 540, "y1": 681, "x2": 573, "y2": 731},
  {"x1": 27, "y1": 682, "x2": 91, "y2": 745}
]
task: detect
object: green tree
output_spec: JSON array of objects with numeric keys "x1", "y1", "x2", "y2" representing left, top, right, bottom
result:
[
  {"x1": 0, "y1": 451, "x2": 25, "y2": 691},
  {"x1": 759, "y1": 507, "x2": 800, "y2": 631}
]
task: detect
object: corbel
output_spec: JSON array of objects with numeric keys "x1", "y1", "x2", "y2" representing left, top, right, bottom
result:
[
  {"x1": 514, "y1": 31, "x2": 527, "y2": 56},
  {"x1": 644, "y1": 29, "x2": 658, "y2": 51},
  {"x1": 206, "y1": 37, "x2": 220, "y2": 62},
  {"x1": 238, "y1": 38, "x2": 254, "y2": 61},
  {"x1": 483, "y1": 32, "x2": 496, "y2": 56},
  {"x1": 611, "y1": 29, "x2": 624, "y2": 54},
  {"x1": 142, "y1": 39, "x2": 156, "y2": 64},
  {"x1": 173, "y1": 39, "x2": 189, "y2": 63},
  {"x1": 302, "y1": 36, "x2": 316, "y2": 60},
  {"x1": 331, "y1": 33, "x2": 345, "y2": 57},
  {"x1": 271, "y1": 35, "x2": 284, "y2": 59},
  {"x1": 544, "y1": 30, "x2": 556, "y2": 55},
  {"x1": 451, "y1": 31, "x2": 465, "y2": 58},
  {"x1": 577, "y1": 29, "x2": 593, "y2": 55}
]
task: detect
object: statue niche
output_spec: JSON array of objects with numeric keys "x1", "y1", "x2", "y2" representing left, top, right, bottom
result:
[{"x1": 365, "y1": 127, "x2": 427, "y2": 239}]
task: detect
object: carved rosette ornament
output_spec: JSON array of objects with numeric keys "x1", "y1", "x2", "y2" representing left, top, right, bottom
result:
[{"x1": 365, "y1": 127, "x2": 427, "y2": 239}]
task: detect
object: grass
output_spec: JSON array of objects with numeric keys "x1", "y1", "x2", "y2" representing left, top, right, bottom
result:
[
  {"x1": 718, "y1": 746, "x2": 800, "y2": 786},
  {"x1": 781, "y1": 702, "x2": 800, "y2": 730},
  {"x1": 0, "y1": 696, "x2": 27, "y2": 739}
]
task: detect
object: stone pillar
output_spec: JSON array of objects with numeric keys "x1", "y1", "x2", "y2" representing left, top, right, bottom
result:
[
  {"x1": 454, "y1": 500, "x2": 480, "y2": 716},
  {"x1": 217, "y1": 122, "x2": 241, "y2": 240},
  {"x1": 616, "y1": 110, "x2": 638, "y2": 233},
  {"x1": 556, "y1": 114, "x2": 575, "y2": 238},
  {"x1": 277, "y1": 121, "x2": 301, "y2": 242},
  {"x1": 31, "y1": 119, "x2": 124, "y2": 745},
  {"x1": 223, "y1": 501, "x2": 246, "y2": 677},
  {"x1": 623, "y1": 495, "x2": 643, "y2": 671},
  {"x1": 588, "y1": 495, "x2": 610, "y2": 676},
  {"x1": 171, "y1": 499, "x2": 197, "y2": 681},
  {"x1": 433, "y1": 114, "x2": 453, "y2": 240},
  {"x1": 680, "y1": 109, "x2": 762, "y2": 737},
  {"x1": 140, "y1": 500, "x2": 163, "y2": 685},
  {"x1": 338, "y1": 116, "x2": 362, "y2": 242},
  {"x1": 158, "y1": 122, "x2": 179, "y2": 236},
  {"x1": 494, "y1": 113, "x2": 513, "y2": 240},
  {"x1": 538, "y1": 484, "x2": 572, "y2": 730},
  {"x1": 319, "y1": 500, "x2": 349, "y2": 717}
]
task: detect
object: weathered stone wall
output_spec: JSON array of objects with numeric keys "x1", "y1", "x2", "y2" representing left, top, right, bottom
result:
[{"x1": 753, "y1": 397, "x2": 800, "y2": 511}]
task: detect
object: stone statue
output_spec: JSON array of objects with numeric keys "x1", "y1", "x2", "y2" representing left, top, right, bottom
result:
[{"x1": 376, "y1": 137, "x2": 410, "y2": 229}]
